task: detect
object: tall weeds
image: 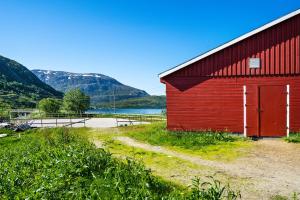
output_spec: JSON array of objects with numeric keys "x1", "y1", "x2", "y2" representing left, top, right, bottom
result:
[{"x1": 0, "y1": 128, "x2": 240, "y2": 199}]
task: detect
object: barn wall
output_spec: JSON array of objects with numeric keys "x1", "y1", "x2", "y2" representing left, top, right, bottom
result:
[
  {"x1": 165, "y1": 14, "x2": 299, "y2": 78},
  {"x1": 165, "y1": 76, "x2": 300, "y2": 133}
]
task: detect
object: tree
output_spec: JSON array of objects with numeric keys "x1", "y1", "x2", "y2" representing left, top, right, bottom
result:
[
  {"x1": 0, "y1": 100, "x2": 11, "y2": 120},
  {"x1": 38, "y1": 98, "x2": 61, "y2": 114},
  {"x1": 63, "y1": 89, "x2": 90, "y2": 113}
]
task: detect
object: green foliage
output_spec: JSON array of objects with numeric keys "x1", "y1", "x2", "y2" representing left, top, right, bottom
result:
[
  {"x1": 125, "y1": 122, "x2": 243, "y2": 150},
  {"x1": 0, "y1": 55, "x2": 63, "y2": 108},
  {"x1": 38, "y1": 98, "x2": 61, "y2": 114},
  {"x1": 0, "y1": 129, "x2": 15, "y2": 135},
  {"x1": 285, "y1": 133, "x2": 300, "y2": 143},
  {"x1": 0, "y1": 100, "x2": 11, "y2": 119},
  {"x1": 0, "y1": 128, "x2": 240, "y2": 199},
  {"x1": 96, "y1": 95, "x2": 166, "y2": 109},
  {"x1": 0, "y1": 128, "x2": 178, "y2": 199},
  {"x1": 189, "y1": 177, "x2": 240, "y2": 200},
  {"x1": 63, "y1": 88, "x2": 90, "y2": 113}
]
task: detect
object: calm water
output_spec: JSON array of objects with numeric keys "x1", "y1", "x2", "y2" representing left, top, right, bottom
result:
[{"x1": 86, "y1": 108, "x2": 164, "y2": 115}]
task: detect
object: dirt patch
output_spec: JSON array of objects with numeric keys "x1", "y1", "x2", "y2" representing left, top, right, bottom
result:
[{"x1": 115, "y1": 136, "x2": 300, "y2": 199}]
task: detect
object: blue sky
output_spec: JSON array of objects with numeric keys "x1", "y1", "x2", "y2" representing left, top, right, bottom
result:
[{"x1": 0, "y1": 0, "x2": 299, "y2": 95}]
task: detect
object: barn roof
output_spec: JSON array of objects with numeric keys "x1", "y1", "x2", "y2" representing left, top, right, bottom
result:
[{"x1": 159, "y1": 9, "x2": 300, "y2": 79}]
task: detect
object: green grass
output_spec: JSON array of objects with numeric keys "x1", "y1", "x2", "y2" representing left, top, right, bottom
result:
[
  {"x1": 285, "y1": 133, "x2": 300, "y2": 143},
  {"x1": 0, "y1": 128, "x2": 178, "y2": 199},
  {"x1": 121, "y1": 122, "x2": 252, "y2": 161},
  {"x1": 0, "y1": 127, "x2": 240, "y2": 199},
  {"x1": 87, "y1": 129, "x2": 206, "y2": 185}
]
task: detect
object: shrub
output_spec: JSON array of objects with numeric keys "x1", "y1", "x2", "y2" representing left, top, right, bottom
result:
[
  {"x1": 188, "y1": 177, "x2": 241, "y2": 200},
  {"x1": 38, "y1": 98, "x2": 61, "y2": 114},
  {"x1": 63, "y1": 89, "x2": 90, "y2": 114},
  {"x1": 285, "y1": 133, "x2": 300, "y2": 143}
]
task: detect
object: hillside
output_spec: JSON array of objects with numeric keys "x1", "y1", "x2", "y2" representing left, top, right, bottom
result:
[
  {"x1": 32, "y1": 70, "x2": 149, "y2": 105},
  {"x1": 95, "y1": 95, "x2": 166, "y2": 109},
  {"x1": 0, "y1": 55, "x2": 63, "y2": 108}
]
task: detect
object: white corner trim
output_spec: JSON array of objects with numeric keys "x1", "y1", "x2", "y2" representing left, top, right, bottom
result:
[
  {"x1": 159, "y1": 9, "x2": 300, "y2": 78},
  {"x1": 243, "y1": 85, "x2": 247, "y2": 137},
  {"x1": 287, "y1": 85, "x2": 290, "y2": 137}
]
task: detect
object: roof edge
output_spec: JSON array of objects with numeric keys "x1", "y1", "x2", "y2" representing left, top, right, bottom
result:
[{"x1": 159, "y1": 8, "x2": 300, "y2": 79}]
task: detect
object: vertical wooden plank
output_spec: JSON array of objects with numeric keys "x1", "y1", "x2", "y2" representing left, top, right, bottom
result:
[
  {"x1": 246, "y1": 39, "x2": 251, "y2": 76},
  {"x1": 209, "y1": 56, "x2": 214, "y2": 76},
  {"x1": 275, "y1": 26, "x2": 280, "y2": 74},
  {"x1": 250, "y1": 37, "x2": 255, "y2": 76},
  {"x1": 218, "y1": 52, "x2": 222, "y2": 76},
  {"x1": 242, "y1": 41, "x2": 246, "y2": 75},
  {"x1": 290, "y1": 21, "x2": 295, "y2": 74},
  {"x1": 286, "y1": 37, "x2": 290, "y2": 75},
  {"x1": 203, "y1": 58, "x2": 207, "y2": 76},
  {"x1": 270, "y1": 28, "x2": 275, "y2": 75},
  {"x1": 256, "y1": 34, "x2": 262, "y2": 75},
  {"x1": 237, "y1": 43, "x2": 241, "y2": 76},
  {"x1": 223, "y1": 50, "x2": 228, "y2": 76},
  {"x1": 195, "y1": 62, "x2": 199, "y2": 76},
  {"x1": 207, "y1": 57, "x2": 211, "y2": 76},
  {"x1": 232, "y1": 46, "x2": 237, "y2": 76},
  {"x1": 228, "y1": 47, "x2": 232, "y2": 76},
  {"x1": 280, "y1": 24, "x2": 285, "y2": 74},
  {"x1": 198, "y1": 60, "x2": 202, "y2": 76},
  {"x1": 214, "y1": 56, "x2": 219, "y2": 77},
  {"x1": 265, "y1": 33, "x2": 270, "y2": 75},
  {"x1": 295, "y1": 17, "x2": 300, "y2": 74},
  {"x1": 260, "y1": 31, "x2": 265, "y2": 75},
  {"x1": 219, "y1": 51, "x2": 223, "y2": 76}
]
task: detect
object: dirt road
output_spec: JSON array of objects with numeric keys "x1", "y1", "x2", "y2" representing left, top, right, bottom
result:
[{"x1": 115, "y1": 137, "x2": 300, "y2": 199}]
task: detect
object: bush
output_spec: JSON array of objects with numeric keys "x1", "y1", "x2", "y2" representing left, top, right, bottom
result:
[
  {"x1": 188, "y1": 177, "x2": 241, "y2": 200},
  {"x1": 285, "y1": 133, "x2": 300, "y2": 143},
  {"x1": 38, "y1": 98, "x2": 61, "y2": 114},
  {"x1": 63, "y1": 89, "x2": 90, "y2": 113}
]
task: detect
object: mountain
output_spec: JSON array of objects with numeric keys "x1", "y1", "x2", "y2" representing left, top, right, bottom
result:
[
  {"x1": 32, "y1": 69, "x2": 149, "y2": 105},
  {"x1": 0, "y1": 55, "x2": 63, "y2": 108},
  {"x1": 95, "y1": 95, "x2": 166, "y2": 109}
]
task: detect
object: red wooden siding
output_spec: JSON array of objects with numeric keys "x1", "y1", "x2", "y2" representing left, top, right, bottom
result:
[
  {"x1": 164, "y1": 14, "x2": 300, "y2": 78},
  {"x1": 160, "y1": 13, "x2": 300, "y2": 135},
  {"x1": 165, "y1": 77, "x2": 300, "y2": 133}
]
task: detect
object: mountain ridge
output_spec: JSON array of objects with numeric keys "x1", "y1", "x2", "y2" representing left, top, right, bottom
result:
[
  {"x1": 0, "y1": 55, "x2": 63, "y2": 108},
  {"x1": 32, "y1": 69, "x2": 149, "y2": 105}
]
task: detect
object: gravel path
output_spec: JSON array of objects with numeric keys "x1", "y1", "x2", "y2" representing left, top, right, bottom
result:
[{"x1": 115, "y1": 136, "x2": 300, "y2": 199}]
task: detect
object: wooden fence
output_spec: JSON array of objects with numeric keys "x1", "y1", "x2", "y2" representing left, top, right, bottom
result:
[{"x1": 9, "y1": 112, "x2": 165, "y2": 128}]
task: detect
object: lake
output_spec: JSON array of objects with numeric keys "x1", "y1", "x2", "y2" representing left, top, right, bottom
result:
[{"x1": 86, "y1": 108, "x2": 164, "y2": 115}]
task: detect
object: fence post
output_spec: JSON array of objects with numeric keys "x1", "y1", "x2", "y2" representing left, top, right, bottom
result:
[{"x1": 70, "y1": 114, "x2": 72, "y2": 127}]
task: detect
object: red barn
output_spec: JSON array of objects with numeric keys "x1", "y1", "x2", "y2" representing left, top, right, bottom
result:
[{"x1": 159, "y1": 9, "x2": 300, "y2": 137}]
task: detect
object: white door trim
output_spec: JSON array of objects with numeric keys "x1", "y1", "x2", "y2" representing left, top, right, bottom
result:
[
  {"x1": 243, "y1": 85, "x2": 247, "y2": 137},
  {"x1": 287, "y1": 85, "x2": 290, "y2": 137}
]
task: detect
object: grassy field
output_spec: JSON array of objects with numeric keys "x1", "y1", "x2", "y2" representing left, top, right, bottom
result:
[
  {"x1": 285, "y1": 133, "x2": 300, "y2": 143},
  {"x1": 0, "y1": 128, "x2": 240, "y2": 199},
  {"x1": 120, "y1": 123, "x2": 252, "y2": 161}
]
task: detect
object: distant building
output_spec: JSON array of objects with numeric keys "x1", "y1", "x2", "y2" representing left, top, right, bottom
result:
[{"x1": 160, "y1": 9, "x2": 300, "y2": 137}]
